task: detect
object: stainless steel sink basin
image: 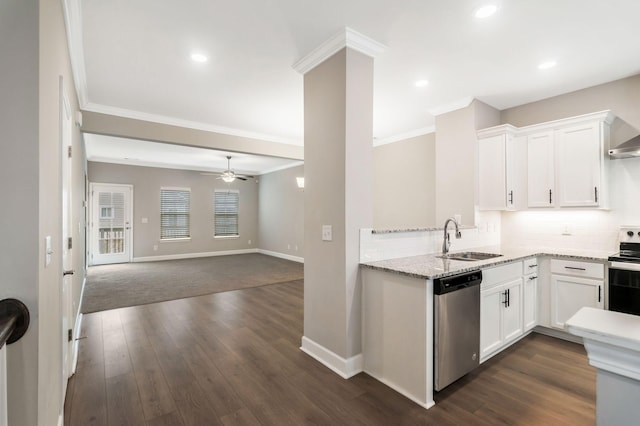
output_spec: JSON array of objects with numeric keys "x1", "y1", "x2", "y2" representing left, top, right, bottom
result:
[{"x1": 436, "y1": 252, "x2": 503, "y2": 261}]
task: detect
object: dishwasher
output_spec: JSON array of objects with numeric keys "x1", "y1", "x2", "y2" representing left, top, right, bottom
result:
[{"x1": 434, "y1": 270, "x2": 482, "y2": 391}]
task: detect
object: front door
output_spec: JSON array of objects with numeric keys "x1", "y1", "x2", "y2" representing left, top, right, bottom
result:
[{"x1": 89, "y1": 183, "x2": 133, "y2": 265}]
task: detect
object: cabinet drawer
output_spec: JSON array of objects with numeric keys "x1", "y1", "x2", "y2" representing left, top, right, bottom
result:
[
  {"x1": 523, "y1": 257, "x2": 538, "y2": 274},
  {"x1": 482, "y1": 261, "x2": 522, "y2": 290},
  {"x1": 550, "y1": 259, "x2": 604, "y2": 279}
]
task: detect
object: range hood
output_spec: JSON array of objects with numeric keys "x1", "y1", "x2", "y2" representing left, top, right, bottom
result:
[{"x1": 609, "y1": 134, "x2": 640, "y2": 159}]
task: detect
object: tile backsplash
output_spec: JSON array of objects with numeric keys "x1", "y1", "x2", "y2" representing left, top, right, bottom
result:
[{"x1": 361, "y1": 211, "x2": 501, "y2": 262}]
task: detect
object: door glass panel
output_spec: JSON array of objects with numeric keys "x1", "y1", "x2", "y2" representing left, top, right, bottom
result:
[{"x1": 98, "y1": 191, "x2": 125, "y2": 254}]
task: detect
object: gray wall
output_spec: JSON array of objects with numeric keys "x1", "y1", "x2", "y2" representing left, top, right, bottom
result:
[
  {"x1": 303, "y1": 47, "x2": 374, "y2": 359},
  {"x1": 501, "y1": 74, "x2": 640, "y2": 137},
  {"x1": 1, "y1": 0, "x2": 86, "y2": 424},
  {"x1": 1, "y1": 1, "x2": 39, "y2": 424},
  {"x1": 435, "y1": 100, "x2": 500, "y2": 226},
  {"x1": 82, "y1": 111, "x2": 304, "y2": 160},
  {"x1": 88, "y1": 162, "x2": 259, "y2": 259},
  {"x1": 373, "y1": 133, "x2": 436, "y2": 228},
  {"x1": 258, "y1": 165, "x2": 304, "y2": 258}
]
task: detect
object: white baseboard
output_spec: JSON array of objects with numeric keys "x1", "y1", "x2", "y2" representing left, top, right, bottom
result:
[
  {"x1": 71, "y1": 311, "x2": 83, "y2": 376},
  {"x1": 534, "y1": 326, "x2": 583, "y2": 344},
  {"x1": 257, "y1": 249, "x2": 304, "y2": 263},
  {"x1": 57, "y1": 414, "x2": 63, "y2": 426},
  {"x1": 364, "y1": 372, "x2": 434, "y2": 409},
  {"x1": 133, "y1": 248, "x2": 259, "y2": 263},
  {"x1": 300, "y1": 336, "x2": 362, "y2": 379}
]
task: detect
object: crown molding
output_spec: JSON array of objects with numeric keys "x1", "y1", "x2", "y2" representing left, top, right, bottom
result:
[
  {"x1": 82, "y1": 102, "x2": 304, "y2": 147},
  {"x1": 260, "y1": 160, "x2": 305, "y2": 175},
  {"x1": 428, "y1": 97, "x2": 474, "y2": 117},
  {"x1": 61, "y1": 0, "x2": 89, "y2": 107},
  {"x1": 293, "y1": 27, "x2": 387, "y2": 75},
  {"x1": 373, "y1": 126, "x2": 436, "y2": 147}
]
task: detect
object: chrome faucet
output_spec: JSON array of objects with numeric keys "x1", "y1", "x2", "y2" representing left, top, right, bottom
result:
[{"x1": 442, "y1": 217, "x2": 462, "y2": 256}]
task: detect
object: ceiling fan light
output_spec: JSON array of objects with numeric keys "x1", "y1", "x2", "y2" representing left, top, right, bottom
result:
[{"x1": 222, "y1": 173, "x2": 236, "y2": 183}]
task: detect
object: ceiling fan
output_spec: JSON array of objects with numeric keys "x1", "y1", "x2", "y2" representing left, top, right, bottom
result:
[{"x1": 202, "y1": 156, "x2": 254, "y2": 183}]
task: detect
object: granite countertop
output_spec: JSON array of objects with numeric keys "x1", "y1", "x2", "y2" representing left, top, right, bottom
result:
[{"x1": 360, "y1": 246, "x2": 612, "y2": 280}]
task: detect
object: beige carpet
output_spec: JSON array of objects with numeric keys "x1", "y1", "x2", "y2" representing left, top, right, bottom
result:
[{"x1": 82, "y1": 253, "x2": 304, "y2": 313}]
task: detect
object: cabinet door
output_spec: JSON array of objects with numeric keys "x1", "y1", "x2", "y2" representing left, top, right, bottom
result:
[
  {"x1": 502, "y1": 278, "x2": 523, "y2": 344},
  {"x1": 551, "y1": 275, "x2": 604, "y2": 329},
  {"x1": 523, "y1": 274, "x2": 537, "y2": 331},
  {"x1": 506, "y1": 136, "x2": 527, "y2": 210},
  {"x1": 555, "y1": 123, "x2": 601, "y2": 207},
  {"x1": 480, "y1": 286, "x2": 503, "y2": 360},
  {"x1": 527, "y1": 131, "x2": 555, "y2": 207},
  {"x1": 478, "y1": 134, "x2": 507, "y2": 210}
]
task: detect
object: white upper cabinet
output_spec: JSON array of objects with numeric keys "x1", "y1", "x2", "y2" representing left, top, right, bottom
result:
[
  {"x1": 555, "y1": 122, "x2": 602, "y2": 207},
  {"x1": 478, "y1": 126, "x2": 526, "y2": 211},
  {"x1": 527, "y1": 131, "x2": 555, "y2": 207},
  {"x1": 479, "y1": 110, "x2": 614, "y2": 211}
]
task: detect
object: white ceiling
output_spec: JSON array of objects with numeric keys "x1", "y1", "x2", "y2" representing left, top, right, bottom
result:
[{"x1": 73, "y1": 0, "x2": 640, "y2": 152}]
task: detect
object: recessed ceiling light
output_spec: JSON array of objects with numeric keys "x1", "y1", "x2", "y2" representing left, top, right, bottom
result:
[
  {"x1": 474, "y1": 4, "x2": 498, "y2": 19},
  {"x1": 190, "y1": 53, "x2": 208, "y2": 63},
  {"x1": 415, "y1": 80, "x2": 429, "y2": 88},
  {"x1": 538, "y1": 60, "x2": 557, "y2": 70}
]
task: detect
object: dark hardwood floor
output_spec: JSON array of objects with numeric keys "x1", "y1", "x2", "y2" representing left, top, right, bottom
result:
[{"x1": 64, "y1": 279, "x2": 596, "y2": 425}]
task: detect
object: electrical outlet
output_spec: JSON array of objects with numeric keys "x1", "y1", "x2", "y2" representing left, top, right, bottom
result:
[
  {"x1": 248, "y1": 239, "x2": 252, "y2": 245},
  {"x1": 153, "y1": 244, "x2": 158, "y2": 251},
  {"x1": 287, "y1": 244, "x2": 291, "y2": 249}
]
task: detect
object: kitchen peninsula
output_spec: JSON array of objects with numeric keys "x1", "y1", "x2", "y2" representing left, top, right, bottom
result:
[{"x1": 360, "y1": 227, "x2": 611, "y2": 409}]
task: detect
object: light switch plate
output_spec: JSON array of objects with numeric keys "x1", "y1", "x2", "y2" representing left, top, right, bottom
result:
[
  {"x1": 322, "y1": 225, "x2": 332, "y2": 241},
  {"x1": 45, "y1": 236, "x2": 52, "y2": 266}
]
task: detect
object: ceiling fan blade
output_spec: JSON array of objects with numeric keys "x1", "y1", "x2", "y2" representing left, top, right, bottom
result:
[{"x1": 236, "y1": 176, "x2": 247, "y2": 181}]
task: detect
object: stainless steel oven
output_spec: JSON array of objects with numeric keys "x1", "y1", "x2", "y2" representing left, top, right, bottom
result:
[{"x1": 608, "y1": 227, "x2": 640, "y2": 316}]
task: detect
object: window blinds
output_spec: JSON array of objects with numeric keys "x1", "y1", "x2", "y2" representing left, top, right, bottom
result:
[
  {"x1": 214, "y1": 190, "x2": 239, "y2": 237},
  {"x1": 160, "y1": 189, "x2": 190, "y2": 239}
]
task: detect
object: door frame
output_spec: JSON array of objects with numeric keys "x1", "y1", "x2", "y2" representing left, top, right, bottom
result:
[
  {"x1": 89, "y1": 183, "x2": 134, "y2": 265},
  {"x1": 59, "y1": 77, "x2": 74, "y2": 415}
]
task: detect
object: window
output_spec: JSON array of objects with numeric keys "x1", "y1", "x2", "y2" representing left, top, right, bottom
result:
[
  {"x1": 214, "y1": 190, "x2": 239, "y2": 237},
  {"x1": 160, "y1": 188, "x2": 190, "y2": 239}
]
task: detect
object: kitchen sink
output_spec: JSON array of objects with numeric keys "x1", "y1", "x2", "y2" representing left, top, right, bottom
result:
[{"x1": 436, "y1": 252, "x2": 503, "y2": 261}]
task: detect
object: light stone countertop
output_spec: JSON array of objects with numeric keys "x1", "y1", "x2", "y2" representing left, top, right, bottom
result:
[
  {"x1": 566, "y1": 307, "x2": 640, "y2": 353},
  {"x1": 360, "y1": 246, "x2": 613, "y2": 280}
]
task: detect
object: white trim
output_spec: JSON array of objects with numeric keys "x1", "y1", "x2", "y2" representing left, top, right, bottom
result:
[
  {"x1": 61, "y1": 0, "x2": 88, "y2": 107},
  {"x1": 133, "y1": 248, "x2": 258, "y2": 263},
  {"x1": 300, "y1": 336, "x2": 363, "y2": 379},
  {"x1": 476, "y1": 124, "x2": 519, "y2": 139},
  {"x1": 160, "y1": 186, "x2": 191, "y2": 192},
  {"x1": 293, "y1": 27, "x2": 387, "y2": 75},
  {"x1": 82, "y1": 102, "x2": 303, "y2": 147},
  {"x1": 533, "y1": 326, "x2": 582, "y2": 344},
  {"x1": 516, "y1": 110, "x2": 615, "y2": 135},
  {"x1": 373, "y1": 126, "x2": 436, "y2": 147},
  {"x1": 57, "y1": 414, "x2": 63, "y2": 426},
  {"x1": 259, "y1": 161, "x2": 305, "y2": 175},
  {"x1": 428, "y1": 96, "x2": 474, "y2": 117},
  {"x1": 363, "y1": 373, "x2": 434, "y2": 409},
  {"x1": 257, "y1": 249, "x2": 304, "y2": 264},
  {"x1": 71, "y1": 313, "x2": 82, "y2": 376}
]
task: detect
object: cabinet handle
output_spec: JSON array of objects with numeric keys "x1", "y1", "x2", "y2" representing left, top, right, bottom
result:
[
  {"x1": 598, "y1": 285, "x2": 602, "y2": 303},
  {"x1": 507, "y1": 288, "x2": 510, "y2": 308},
  {"x1": 549, "y1": 189, "x2": 552, "y2": 204},
  {"x1": 528, "y1": 264, "x2": 537, "y2": 268},
  {"x1": 564, "y1": 266, "x2": 586, "y2": 271},
  {"x1": 503, "y1": 290, "x2": 508, "y2": 308},
  {"x1": 529, "y1": 276, "x2": 537, "y2": 280},
  {"x1": 508, "y1": 190, "x2": 514, "y2": 205},
  {"x1": 595, "y1": 186, "x2": 598, "y2": 203}
]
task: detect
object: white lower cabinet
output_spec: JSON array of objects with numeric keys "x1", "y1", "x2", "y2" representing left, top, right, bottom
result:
[
  {"x1": 480, "y1": 262, "x2": 523, "y2": 362},
  {"x1": 550, "y1": 259, "x2": 604, "y2": 329}
]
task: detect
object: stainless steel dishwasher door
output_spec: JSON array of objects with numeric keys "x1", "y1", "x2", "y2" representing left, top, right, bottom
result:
[{"x1": 434, "y1": 283, "x2": 480, "y2": 391}]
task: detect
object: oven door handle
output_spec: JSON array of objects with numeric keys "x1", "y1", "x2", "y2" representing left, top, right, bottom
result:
[{"x1": 610, "y1": 261, "x2": 640, "y2": 272}]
